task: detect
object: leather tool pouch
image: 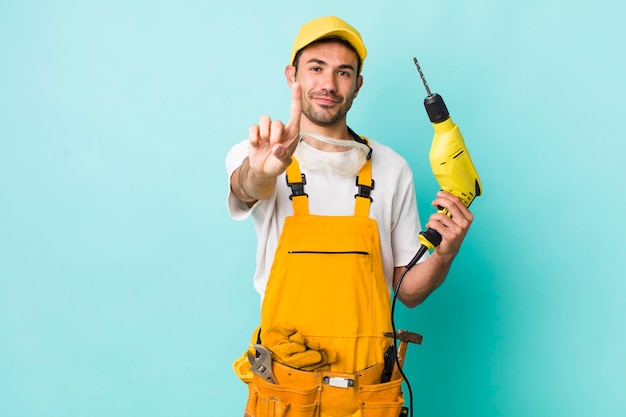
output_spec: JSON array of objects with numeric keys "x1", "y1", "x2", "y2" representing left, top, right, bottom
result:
[{"x1": 244, "y1": 360, "x2": 404, "y2": 417}]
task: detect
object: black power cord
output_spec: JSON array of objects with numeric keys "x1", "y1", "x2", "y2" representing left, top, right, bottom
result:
[{"x1": 390, "y1": 244, "x2": 429, "y2": 417}]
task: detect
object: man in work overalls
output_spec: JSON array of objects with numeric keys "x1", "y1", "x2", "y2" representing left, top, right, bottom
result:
[{"x1": 226, "y1": 15, "x2": 474, "y2": 417}]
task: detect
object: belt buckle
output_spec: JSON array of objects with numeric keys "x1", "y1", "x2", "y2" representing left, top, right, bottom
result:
[{"x1": 323, "y1": 376, "x2": 355, "y2": 389}]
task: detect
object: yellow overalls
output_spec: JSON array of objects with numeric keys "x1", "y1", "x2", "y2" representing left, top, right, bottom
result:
[{"x1": 235, "y1": 147, "x2": 404, "y2": 417}]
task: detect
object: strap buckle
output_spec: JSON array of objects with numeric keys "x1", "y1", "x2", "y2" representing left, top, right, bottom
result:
[
  {"x1": 355, "y1": 177, "x2": 374, "y2": 202},
  {"x1": 286, "y1": 173, "x2": 308, "y2": 200}
]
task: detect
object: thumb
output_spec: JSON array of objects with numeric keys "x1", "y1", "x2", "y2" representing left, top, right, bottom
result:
[{"x1": 287, "y1": 82, "x2": 302, "y2": 130}]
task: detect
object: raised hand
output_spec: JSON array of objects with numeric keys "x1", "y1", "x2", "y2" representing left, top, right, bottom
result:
[{"x1": 247, "y1": 82, "x2": 302, "y2": 178}]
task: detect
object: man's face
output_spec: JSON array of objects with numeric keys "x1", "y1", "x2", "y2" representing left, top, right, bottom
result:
[{"x1": 292, "y1": 41, "x2": 363, "y2": 127}]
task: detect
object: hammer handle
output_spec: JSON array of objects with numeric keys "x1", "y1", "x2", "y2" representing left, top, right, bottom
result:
[{"x1": 391, "y1": 341, "x2": 408, "y2": 381}]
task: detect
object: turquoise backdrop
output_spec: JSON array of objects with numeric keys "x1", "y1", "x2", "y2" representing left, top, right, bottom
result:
[{"x1": 1, "y1": 1, "x2": 624, "y2": 416}]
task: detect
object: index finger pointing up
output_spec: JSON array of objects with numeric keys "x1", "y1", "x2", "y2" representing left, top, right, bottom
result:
[{"x1": 287, "y1": 82, "x2": 302, "y2": 130}]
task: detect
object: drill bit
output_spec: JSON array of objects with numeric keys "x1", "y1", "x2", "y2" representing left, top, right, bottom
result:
[{"x1": 413, "y1": 57, "x2": 432, "y2": 97}]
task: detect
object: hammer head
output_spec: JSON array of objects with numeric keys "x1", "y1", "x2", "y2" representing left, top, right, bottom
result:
[{"x1": 383, "y1": 330, "x2": 423, "y2": 345}]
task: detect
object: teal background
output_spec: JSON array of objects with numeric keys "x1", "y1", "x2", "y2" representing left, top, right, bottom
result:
[{"x1": 1, "y1": 0, "x2": 624, "y2": 416}]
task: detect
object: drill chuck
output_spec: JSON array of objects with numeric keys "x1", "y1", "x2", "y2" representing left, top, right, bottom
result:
[{"x1": 423, "y1": 94, "x2": 449, "y2": 124}]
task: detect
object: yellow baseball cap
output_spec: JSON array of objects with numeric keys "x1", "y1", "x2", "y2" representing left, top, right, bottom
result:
[{"x1": 290, "y1": 16, "x2": 367, "y2": 72}]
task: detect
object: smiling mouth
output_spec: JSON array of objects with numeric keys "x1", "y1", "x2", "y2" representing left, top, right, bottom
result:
[{"x1": 313, "y1": 96, "x2": 340, "y2": 106}]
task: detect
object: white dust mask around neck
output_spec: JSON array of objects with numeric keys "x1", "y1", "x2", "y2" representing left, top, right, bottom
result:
[{"x1": 293, "y1": 131, "x2": 371, "y2": 177}]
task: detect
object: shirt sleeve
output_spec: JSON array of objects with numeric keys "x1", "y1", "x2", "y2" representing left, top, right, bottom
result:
[
  {"x1": 225, "y1": 140, "x2": 253, "y2": 221},
  {"x1": 391, "y1": 162, "x2": 430, "y2": 267}
]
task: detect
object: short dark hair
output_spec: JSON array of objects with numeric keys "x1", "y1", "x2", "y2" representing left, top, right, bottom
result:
[{"x1": 292, "y1": 37, "x2": 362, "y2": 74}]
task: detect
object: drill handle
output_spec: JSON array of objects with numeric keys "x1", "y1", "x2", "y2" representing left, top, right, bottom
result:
[{"x1": 418, "y1": 228, "x2": 441, "y2": 251}]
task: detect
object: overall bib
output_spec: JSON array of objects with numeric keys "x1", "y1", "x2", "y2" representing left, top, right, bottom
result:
[{"x1": 237, "y1": 149, "x2": 404, "y2": 417}]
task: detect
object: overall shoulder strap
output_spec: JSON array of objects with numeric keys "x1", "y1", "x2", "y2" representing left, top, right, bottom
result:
[
  {"x1": 353, "y1": 133, "x2": 374, "y2": 217},
  {"x1": 354, "y1": 157, "x2": 373, "y2": 217},
  {"x1": 285, "y1": 157, "x2": 309, "y2": 215}
]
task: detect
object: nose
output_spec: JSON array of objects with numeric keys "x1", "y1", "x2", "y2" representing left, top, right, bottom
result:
[{"x1": 318, "y1": 71, "x2": 337, "y2": 94}]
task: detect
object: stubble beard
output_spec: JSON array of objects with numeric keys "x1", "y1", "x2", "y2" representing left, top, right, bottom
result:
[{"x1": 302, "y1": 94, "x2": 353, "y2": 127}]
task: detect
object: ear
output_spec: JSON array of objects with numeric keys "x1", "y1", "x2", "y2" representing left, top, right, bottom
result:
[
  {"x1": 353, "y1": 74, "x2": 364, "y2": 98},
  {"x1": 285, "y1": 65, "x2": 296, "y2": 85}
]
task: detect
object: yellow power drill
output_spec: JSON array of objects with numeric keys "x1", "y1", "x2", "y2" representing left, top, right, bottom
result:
[
  {"x1": 393, "y1": 59, "x2": 484, "y2": 417},
  {"x1": 406, "y1": 58, "x2": 483, "y2": 267}
]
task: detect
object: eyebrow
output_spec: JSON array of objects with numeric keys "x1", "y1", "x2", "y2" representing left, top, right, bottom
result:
[{"x1": 305, "y1": 58, "x2": 356, "y2": 72}]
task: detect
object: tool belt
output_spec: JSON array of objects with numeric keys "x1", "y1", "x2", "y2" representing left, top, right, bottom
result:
[{"x1": 239, "y1": 357, "x2": 404, "y2": 417}]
